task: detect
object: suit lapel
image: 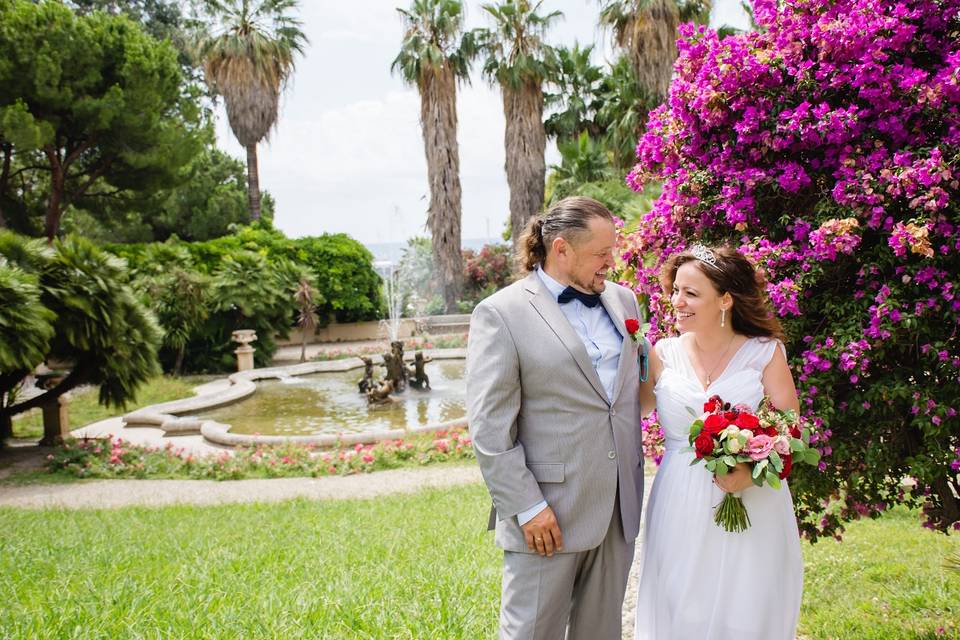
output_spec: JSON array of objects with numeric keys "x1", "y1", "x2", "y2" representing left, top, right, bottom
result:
[
  {"x1": 602, "y1": 287, "x2": 633, "y2": 405},
  {"x1": 523, "y1": 273, "x2": 608, "y2": 403}
]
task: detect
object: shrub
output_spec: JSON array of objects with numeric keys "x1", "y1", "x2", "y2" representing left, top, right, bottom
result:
[{"x1": 622, "y1": 0, "x2": 960, "y2": 538}]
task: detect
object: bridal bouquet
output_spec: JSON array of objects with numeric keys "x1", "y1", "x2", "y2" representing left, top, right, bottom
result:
[{"x1": 687, "y1": 395, "x2": 821, "y2": 532}]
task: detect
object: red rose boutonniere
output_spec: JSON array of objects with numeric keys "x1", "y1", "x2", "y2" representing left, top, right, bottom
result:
[{"x1": 625, "y1": 318, "x2": 641, "y2": 342}]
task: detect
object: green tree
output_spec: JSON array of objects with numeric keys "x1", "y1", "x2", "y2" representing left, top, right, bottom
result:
[
  {"x1": 596, "y1": 56, "x2": 655, "y2": 170},
  {"x1": 293, "y1": 276, "x2": 319, "y2": 362},
  {"x1": 546, "y1": 131, "x2": 613, "y2": 204},
  {"x1": 0, "y1": 0, "x2": 203, "y2": 241},
  {"x1": 480, "y1": 0, "x2": 561, "y2": 244},
  {"x1": 0, "y1": 231, "x2": 161, "y2": 445},
  {"x1": 392, "y1": 0, "x2": 479, "y2": 313},
  {"x1": 544, "y1": 43, "x2": 605, "y2": 141},
  {"x1": 597, "y1": 0, "x2": 711, "y2": 102},
  {"x1": 195, "y1": 0, "x2": 308, "y2": 221}
]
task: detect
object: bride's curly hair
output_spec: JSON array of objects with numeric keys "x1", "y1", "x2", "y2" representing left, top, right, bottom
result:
[{"x1": 661, "y1": 245, "x2": 786, "y2": 342}]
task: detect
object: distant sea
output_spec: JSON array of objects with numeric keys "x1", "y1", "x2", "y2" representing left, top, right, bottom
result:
[{"x1": 364, "y1": 237, "x2": 504, "y2": 264}]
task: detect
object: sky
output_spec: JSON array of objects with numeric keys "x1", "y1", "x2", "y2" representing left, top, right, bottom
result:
[{"x1": 212, "y1": 0, "x2": 752, "y2": 246}]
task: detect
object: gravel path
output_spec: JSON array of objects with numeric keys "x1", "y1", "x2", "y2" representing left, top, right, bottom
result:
[{"x1": 0, "y1": 461, "x2": 652, "y2": 639}]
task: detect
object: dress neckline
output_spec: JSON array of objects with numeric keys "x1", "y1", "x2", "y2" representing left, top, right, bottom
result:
[{"x1": 678, "y1": 334, "x2": 753, "y2": 393}]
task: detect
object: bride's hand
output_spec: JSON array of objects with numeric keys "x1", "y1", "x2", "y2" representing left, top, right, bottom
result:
[{"x1": 715, "y1": 463, "x2": 754, "y2": 493}]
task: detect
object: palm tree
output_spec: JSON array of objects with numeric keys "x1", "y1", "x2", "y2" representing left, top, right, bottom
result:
[
  {"x1": 195, "y1": 0, "x2": 307, "y2": 221},
  {"x1": 597, "y1": 56, "x2": 656, "y2": 170},
  {"x1": 544, "y1": 43, "x2": 605, "y2": 142},
  {"x1": 392, "y1": 0, "x2": 479, "y2": 313},
  {"x1": 597, "y1": 0, "x2": 710, "y2": 102},
  {"x1": 479, "y1": 0, "x2": 561, "y2": 245}
]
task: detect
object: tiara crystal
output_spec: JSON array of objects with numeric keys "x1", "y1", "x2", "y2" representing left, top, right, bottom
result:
[{"x1": 690, "y1": 243, "x2": 718, "y2": 267}]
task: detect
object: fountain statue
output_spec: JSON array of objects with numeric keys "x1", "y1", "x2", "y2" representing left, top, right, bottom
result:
[
  {"x1": 357, "y1": 356, "x2": 375, "y2": 394},
  {"x1": 366, "y1": 378, "x2": 395, "y2": 405},
  {"x1": 408, "y1": 351, "x2": 432, "y2": 390}
]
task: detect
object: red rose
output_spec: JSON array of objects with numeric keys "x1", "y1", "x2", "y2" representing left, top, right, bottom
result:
[
  {"x1": 694, "y1": 432, "x2": 715, "y2": 459},
  {"x1": 779, "y1": 454, "x2": 793, "y2": 479},
  {"x1": 763, "y1": 426, "x2": 779, "y2": 437},
  {"x1": 789, "y1": 425, "x2": 802, "y2": 439},
  {"x1": 625, "y1": 318, "x2": 640, "y2": 334},
  {"x1": 724, "y1": 411, "x2": 739, "y2": 422},
  {"x1": 703, "y1": 413, "x2": 729, "y2": 436},
  {"x1": 703, "y1": 395, "x2": 722, "y2": 412},
  {"x1": 735, "y1": 412, "x2": 759, "y2": 429}
]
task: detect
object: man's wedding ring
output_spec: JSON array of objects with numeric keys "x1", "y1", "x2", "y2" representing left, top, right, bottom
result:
[{"x1": 535, "y1": 537, "x2": 543, "y2": 542}]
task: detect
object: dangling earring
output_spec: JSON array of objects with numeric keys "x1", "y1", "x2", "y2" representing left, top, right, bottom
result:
[{"x1": 721, "y1": 308, "x2": 726, "y2": 328}]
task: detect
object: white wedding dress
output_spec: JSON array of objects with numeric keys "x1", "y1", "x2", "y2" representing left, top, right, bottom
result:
[{"x1": 634, "y1": 336, "x2": 803, "y2": 640}]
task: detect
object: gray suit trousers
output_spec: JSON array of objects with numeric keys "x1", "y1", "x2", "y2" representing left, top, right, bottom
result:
[{"x1": 499, "y1": 495, "x2": 635, "y2": 640}]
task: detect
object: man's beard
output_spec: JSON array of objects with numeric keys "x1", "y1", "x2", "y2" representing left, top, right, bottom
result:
[{"x1": 571, "y1": 273, "x2": 606, "y2": 294}]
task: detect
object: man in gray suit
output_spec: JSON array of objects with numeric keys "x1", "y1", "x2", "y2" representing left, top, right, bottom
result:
[{"x1": 467, "y1": 196, "x2": 646, "y2": 639}]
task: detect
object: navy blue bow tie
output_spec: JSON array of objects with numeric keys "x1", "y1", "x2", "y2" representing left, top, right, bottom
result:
[{"x1": 557, "y1": 286, "x2": 601, "y2": 308}]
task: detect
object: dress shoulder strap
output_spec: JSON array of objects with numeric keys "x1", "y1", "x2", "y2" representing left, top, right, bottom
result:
[
  {"x1": 654, "y1": 336, "x2": 682, "y2": 369},
  {"x1": 741, "y1": 337, "x2": 786, "y2": 372}
]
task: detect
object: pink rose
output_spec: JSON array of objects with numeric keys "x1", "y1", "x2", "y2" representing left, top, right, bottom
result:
[
  {"x1": 745, "y1": 434, "x2": 774, "y2": 461},
  {"x1": 773, "y1": 435, "x2": 791, "y2": 456}
]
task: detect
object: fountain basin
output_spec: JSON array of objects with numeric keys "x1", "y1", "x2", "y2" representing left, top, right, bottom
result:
[{"x1": 122, "y1": 349, "x2": 468, "y2": 448}]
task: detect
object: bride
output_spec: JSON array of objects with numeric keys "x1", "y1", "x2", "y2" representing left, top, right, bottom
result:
[{"x1": 635, "y1": 245, "x2": 804, "y2": 640}]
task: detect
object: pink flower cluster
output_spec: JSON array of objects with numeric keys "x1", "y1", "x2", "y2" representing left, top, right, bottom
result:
[{"x1": 619, "y1": 0, "x2": 960, "y2": 538}]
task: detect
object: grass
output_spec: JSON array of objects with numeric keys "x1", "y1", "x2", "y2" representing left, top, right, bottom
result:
[
  {"x1": 1, "y1": 486, "x2": 957, "y2": 639},
  {"x1": 800, "y1": 505, "x2": 960, "y2": 639},
  {"x1": 11, "y1": 375, "x2": 216, "y2": 440},
  {"x1": 0, "y1": 484, "x2": 501, "y2": 639}
]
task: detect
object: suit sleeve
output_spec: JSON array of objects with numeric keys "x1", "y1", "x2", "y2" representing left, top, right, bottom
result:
[{"x1": 467, "y1": 301, "x2": 544, "y2": 520}]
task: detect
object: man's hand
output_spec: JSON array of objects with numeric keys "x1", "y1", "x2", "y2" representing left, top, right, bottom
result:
[
  {"x1": 521, "y1": 506, "x2": 563, "y2": 557},
  {"x1": 715, "y1": 462, "x2": 754, "y2": 493}
]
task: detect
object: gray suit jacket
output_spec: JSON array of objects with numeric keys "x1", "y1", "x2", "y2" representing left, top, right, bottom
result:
[{"x1": 466, "y1": 272, "x2": 645, "y2": 553}]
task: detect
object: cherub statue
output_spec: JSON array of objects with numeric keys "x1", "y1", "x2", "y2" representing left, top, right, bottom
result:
[
  {"x1": 366, "y1": 378, "x2": 395, "y2": 405},
  {"x1": 408, "y1": 351, "x2": 433, "y2": 391},
  {"x1": 357, "y1": 356, "x2": 375, "y2": 394}
]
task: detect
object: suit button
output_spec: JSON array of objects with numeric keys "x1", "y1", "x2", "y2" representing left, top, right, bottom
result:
[
  {"x1": 608, "y1": 451, "x2": 616, "y2": 459},
  {"x1": 610, "y1": 409, "x2": 617, "y2": 416}
]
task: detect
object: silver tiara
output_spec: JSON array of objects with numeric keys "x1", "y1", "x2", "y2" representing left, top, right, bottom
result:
[{"x1": 690, "y1": 244, "x2": 718, "y2": 267}]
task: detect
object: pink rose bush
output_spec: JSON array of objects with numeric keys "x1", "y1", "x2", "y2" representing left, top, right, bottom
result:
[
  {"x1": 45, "y1": 430, "x2": 475, "y2": 480},
  {"x1": 621, "y1": 0, "x2": 960, "y2": 539}
]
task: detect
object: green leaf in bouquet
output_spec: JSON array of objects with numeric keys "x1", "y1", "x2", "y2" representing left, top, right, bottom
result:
[
  {"x1": 766, "y1": 471, "x2": 782, "y2": 490},
  {"x1": 752, "y1": 459, "x2": 768, "y2": 479},
  {"x1": 706, "y1": 459, "x2": 718, "y2": 472},
  {"x1": 801, "y1": 427, "x2": 811, "y2": 443},
  {"x1": 686, "y1": 406, "x2": 699, "y2": 417},
  {"x1": 790, "y1": 437, "x2": 805, "y2": 452},
  {"x1": 722, "y1": 455, "x2": 737, "y2": 467},
  {"x1": 768, "y1": 450, "x2": 783, "y2": 472},
  {"x1": 690, "y1": 420, "x2": 703, "y2": 438},
  {"x1": 715, "y1": 463, "x2": 729, "y2": 476}
]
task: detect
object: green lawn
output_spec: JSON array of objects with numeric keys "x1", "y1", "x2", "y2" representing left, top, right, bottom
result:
[
  {"x1": 1, "y1": 485, "x2": 957, "y2": 639},
  {"x1": 11, "y1": 375, "x2": 217, "y2": 439}
]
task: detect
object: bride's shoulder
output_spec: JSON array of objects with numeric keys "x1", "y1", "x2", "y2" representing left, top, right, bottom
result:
[{"x1": 742, "y1": 336, "x2": 786, "y2": 369}]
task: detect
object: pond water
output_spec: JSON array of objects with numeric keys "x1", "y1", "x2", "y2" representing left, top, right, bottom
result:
[{"x1": 199, "y1": 360, "x2": 466, "y2": 436}]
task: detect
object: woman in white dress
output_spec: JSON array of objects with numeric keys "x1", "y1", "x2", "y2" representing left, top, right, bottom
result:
[{"x1": 635, "y1": 245, "x2": 804, "y2": 640}]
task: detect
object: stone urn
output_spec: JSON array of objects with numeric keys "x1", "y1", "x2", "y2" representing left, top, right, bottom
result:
[{"x1": 231, "y1": 329, "x2": 258, "y2": 371}]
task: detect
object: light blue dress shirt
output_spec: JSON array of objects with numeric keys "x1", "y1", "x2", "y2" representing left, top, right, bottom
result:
[{"x1": 517, "y1": 268, "x2": 624, "y2": 526}]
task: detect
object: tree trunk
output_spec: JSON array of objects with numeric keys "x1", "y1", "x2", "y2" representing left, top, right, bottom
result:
[
  {"x1": 246, "y1": 143, "x2": 262, "y2": 221},
  {"x1": 44, "y1": 151, "x2": 66, "y2": 243},
  {"x1": 0, "y1": 413, "x2": 11, "y2": 447},
  {"x1": 631, "y1": 0, "x2": 681, "y2": 102},
  {"x1": 174, "y1": 346, "x2": 185, "y2": 376},
  {"x1": 300, "y1": 335, "x2": 307, "y2": 363},
  {"x1": 419, "y1": 65, "x2": 463, "y2": 313},
  {"x1": 503, "y1": 79, "x2": 547, "y2": 245},
  {"x1": 0, "y1": 143, "x2": 11, "y2": 229}
]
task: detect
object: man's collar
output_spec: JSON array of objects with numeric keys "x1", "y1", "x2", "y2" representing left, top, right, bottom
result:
[{"x1": 536, "y1": 267, "x2": 567, "y2": 301}]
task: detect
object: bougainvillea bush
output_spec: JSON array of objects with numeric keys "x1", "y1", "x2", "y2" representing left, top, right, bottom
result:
[{"x1": 622, "y1": 0, "x2": 960, "y2": 539}]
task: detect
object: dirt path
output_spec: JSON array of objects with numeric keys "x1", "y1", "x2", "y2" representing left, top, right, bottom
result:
[{"x1": 0, "y1": 464, "x2": 484, "y2": 509}]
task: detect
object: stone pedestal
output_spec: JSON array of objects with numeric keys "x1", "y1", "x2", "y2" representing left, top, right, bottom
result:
[
  {"x1": 39, "y1": 393, "x2": 70, "y2": 446},
  {"x1": 232, "y1": 329, "x2": 258, "y2": 372}
]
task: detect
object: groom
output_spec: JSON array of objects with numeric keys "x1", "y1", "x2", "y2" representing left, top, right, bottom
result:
[{"x1": 467, "y1": 196, "x2": 645, "y2": 639}]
